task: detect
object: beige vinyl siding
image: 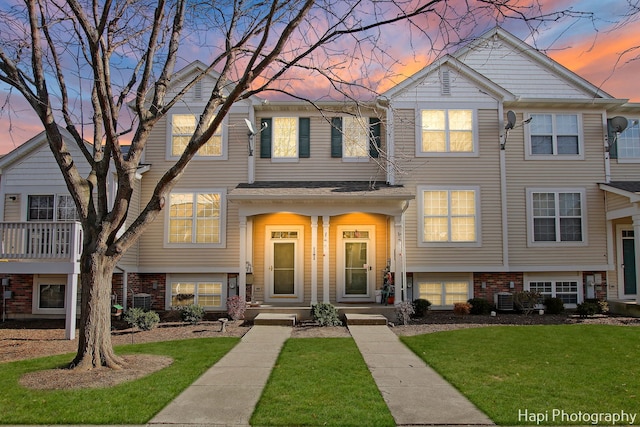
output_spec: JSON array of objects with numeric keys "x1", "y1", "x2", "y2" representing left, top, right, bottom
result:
[
  {"x1": 458, "y1": 41, "x2": 588, "y2": 99},
  {"x1": 255, "y1": 114, "x2": 386, "y2": 182},
  {"x1": 3, "y1": 194, "x2": 20, "y2": 221},
  {"x1": 118, "y1": 178, "x2": 141, "y2": 268},
  {"x1": 392, "y1": 69, "x2": 497, "y2": 103},
  {"x1": 137, "y1": 113, "x2": 250, "y2": 269},
  {"x1": 395, "y1": 109, "x2": 505, "y2": 270},
  {"x1": 610, "y1": 160, "x2": 640, "y2": 181},
  {"x1": 506, "y1": 112, "x2": 608, "y2": 266},
  {"x1": 605, "y1": 192, "x2": 632, "y2": 212}
]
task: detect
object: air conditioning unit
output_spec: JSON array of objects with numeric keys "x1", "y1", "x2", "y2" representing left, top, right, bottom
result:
[{"x1": 494, "y1": 292, "x2": 514, "y2": 311}]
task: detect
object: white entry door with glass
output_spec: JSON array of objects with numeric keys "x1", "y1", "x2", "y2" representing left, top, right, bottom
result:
[
  {"x1": 337, "y1": 227, "x2": 375, "y2": 301},
  {"x1": 265, "y1": 226, "x2": 304, "y2": 302}
]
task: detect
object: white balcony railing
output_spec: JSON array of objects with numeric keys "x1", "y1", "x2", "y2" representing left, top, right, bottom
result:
[{"x1": 0, "y1": 221, "x2": 82, "y2": 260}]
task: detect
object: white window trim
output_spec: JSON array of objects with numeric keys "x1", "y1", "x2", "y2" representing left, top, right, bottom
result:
[
  {"x1": 417, "y1": 280, "x2": 472, "y2": 308},
  {"x1": 416, "y1": 108, "x2": 478, "y2": 157},
  {"x1": 164, "y1": 188, "x2": 227, "y2": 248},
  {"x1": 417, "y1": 185, "x2": 481, "y2": 247},
  {"x1": 26, "y1": 194, "x2": 80, "y2": 222},
  {"x1": 32, "y1": 275, "x2": 67, "y2": 315},
  {"x1": 271, "y1": 116, "x2": 300, "y2": 163},
  {"x1": 524, "y1": 273, "x2": 582, "y2": 308},
  {"x1": 166, "y1": 111, "x2": 228, "y2": 161},
  {"x1": 526, "y1": 187, "x2": 587, "y2": 247},
  {"x1": 165, "y1": 274, "x2": 227, "y2": 310},
  {"x1": 615, "y1": 116, "x2": 640, "y2": 162},
  {"x1": 524, "y1": 112, "x2": 584, "y2": 160},
  {"x1": 341, "y1": 116, "x2": 371, "y2": 163}
]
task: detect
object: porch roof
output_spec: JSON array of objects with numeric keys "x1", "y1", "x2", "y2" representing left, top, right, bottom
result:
[
  {"x1": 228, "y1": 181, "x2": 414, "y2": 216},
  {"x1": 600, "y1": 181, "x2": 640, "y2": 203}
]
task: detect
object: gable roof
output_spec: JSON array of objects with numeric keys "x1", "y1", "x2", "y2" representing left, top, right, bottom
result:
[{"x1": 381, "y1": 54, "x2": 516, "y2": 101}]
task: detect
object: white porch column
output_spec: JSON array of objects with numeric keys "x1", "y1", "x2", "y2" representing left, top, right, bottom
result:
[
  {"x1": 322, "y1": 215, "x2": 330, "y2": 303},
  {"x1": 394, "y1": 215, "x2": 403, "y2": 304},
  {"x1": 239, "y1": 215, "x2": 247, "y2": 302},
  {"x1": 633, "y1": 214, "x2": 640, "y2": 304},
  {"x1": 311, "y1": 216, "x2": 318, "y2": 305},
  {"x1": 64, "y1": 273, "x2": 77, "y2": 340}
]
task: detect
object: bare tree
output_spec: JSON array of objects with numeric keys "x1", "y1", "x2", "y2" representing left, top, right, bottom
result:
[{"x1": 0, "y1": 0, "x2": 592, "y2": 370}]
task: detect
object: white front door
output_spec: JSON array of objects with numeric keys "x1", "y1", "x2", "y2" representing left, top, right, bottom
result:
[
  {"x1": 265, "y1": 226, "x2": 304, "y2": 302},
  {"x1": 337, "y1": 226, "x2": 375, "y2": 301}
]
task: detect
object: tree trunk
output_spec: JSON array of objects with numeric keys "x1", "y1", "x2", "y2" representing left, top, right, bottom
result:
[{"x1": 71, "y1": 251, "x2": 125, "y2": 370}]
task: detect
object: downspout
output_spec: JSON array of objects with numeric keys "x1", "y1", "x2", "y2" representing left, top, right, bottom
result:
[
  {"x1": 115, "y1": 265, "x2": 128, "y2": 310},
  {"x1": 498, "y1": 104, "x2": 509, "y2": 270},
  {"x1": 400, "y1": 200, "x2": 410, "y2": 303}
]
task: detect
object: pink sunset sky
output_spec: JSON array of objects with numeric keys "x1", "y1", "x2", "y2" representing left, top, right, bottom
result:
[{"x1": 1, "y1": 1, "x2": 639, "y2": 154}]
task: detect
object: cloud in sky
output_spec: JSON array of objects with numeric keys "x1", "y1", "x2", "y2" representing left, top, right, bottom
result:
[{"x1": 1, "y1": 0, "x2": 639, "y2": 154}]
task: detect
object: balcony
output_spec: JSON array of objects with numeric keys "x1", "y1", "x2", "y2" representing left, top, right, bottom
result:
[{"x1": 0, "y1": 222, "x2": 82, "y2": 274}]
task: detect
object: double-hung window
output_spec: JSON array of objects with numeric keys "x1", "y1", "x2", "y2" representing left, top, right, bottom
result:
[
  {"x1": 527, "y1": 278, "x2": 579, "y2": 306},
  {"x1": 528, "y1": 189, "x2": 585, "y2": 244},
  {"x1": 331, "y1": 116, "x2": 381, "y2": 160},
  {"x1": 613, "y1": 117, "x2": 640, "y2": 159},
  {"x1": 418, "y1": 281, "x2": 470, "y2": 307},
  {"x1": 167, "y1": 190, "x2": 225, "y2": 247},
  {"x1": 527, "y1": 113, "x2": 582, "y2": 158},
  {"x1": 260, "y1": 117, "x2": 310, "y2": 160},
  {"x1": 171, "y1": 281, "x2": 223, "y2": 308},
  {"x1": 419, "y1": 186, "x2": 479, "y2": 245},
  {"x1": 169, "y1": 113, "x2": 224, "y2": 159},
  {"x1": 419, "y1": 109, "x2": 475, "y2": 155}
]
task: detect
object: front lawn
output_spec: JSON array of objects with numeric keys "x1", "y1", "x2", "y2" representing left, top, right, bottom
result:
[
  {"x1": 401, "y1": 325, "x2": 640, "y2": 425},
  {"x1": 0, "y1": 337, "x2": 239, "y2": 425},
  {"x1": 251, "y1": 338, "x2": 395, "y2": 427}
]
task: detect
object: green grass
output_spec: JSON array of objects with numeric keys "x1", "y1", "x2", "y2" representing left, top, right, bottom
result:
[
  {"x1": 251, "y1": 338, "x2": 395, "y2": 427},
  {"x1": 401, "y1": 325, "x2": 640, "y2": 425},
  {"x1": 0, "y1": 337, "x2": 239, "y2": 425}
]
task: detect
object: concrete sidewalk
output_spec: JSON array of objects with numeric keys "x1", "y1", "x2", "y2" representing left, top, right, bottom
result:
[
  {"x1": 348, "y1": 324, "x2": 494, "y2": 426},
  {"x1": 148, "y1": 325, "x2": 291, "y2": 427}
]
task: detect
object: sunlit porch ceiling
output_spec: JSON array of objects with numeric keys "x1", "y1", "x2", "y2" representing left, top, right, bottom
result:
[{"x1": 228, "y1": 181, "x2": 414, "y2": 217}]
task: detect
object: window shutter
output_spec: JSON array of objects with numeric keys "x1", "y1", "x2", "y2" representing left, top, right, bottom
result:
[
  {"x1": 260, "y1": 118, "x2": 272, "y2": 158},
  {"x1": 369, "y1": 117, "x2": 381, "y2": 158},
  {"x1": 299, "y1": 117, "x2": 310, "y2": 158},
  {"x1": 331, "y1": 117, "x2": 342, "y2": 158}
]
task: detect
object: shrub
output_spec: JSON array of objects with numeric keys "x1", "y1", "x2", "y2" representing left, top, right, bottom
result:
[
  {"x1": 453, "y1": 302, "x2": 471, "y2": 315},
  {"x1": 513, "y1": 291, "x2": 540, "y2": 315},
  {"x1": 311, "y1": 303, "x2": 342, "y2": 326},
  {"x1": 123, "y1": 307, "x2": 160, "y2": 331},
  {"x1": 396, "y1": 301, "x2": 415, "y2": 325},
  {"x1": 467, "y1": 297, "x2": 493, "y2": 315},
  {"x1": 576, "y1": 302, "x2": 599, "y2": 317},
  {"x1": 585, "y1": 298, "x2": 609, "y2": 314},
  {"x1": 543, "y1": 297, "x2": 565, "y2": 314},
  {"x1": 227, "y1": 295, "x2": 247, "y2": 320},
  {"x1": 179, "y1": 304, "x2": 205, "y2": 324},
  {"x1": 412, "y1": 299, "x2": 431, "y2": 317}
]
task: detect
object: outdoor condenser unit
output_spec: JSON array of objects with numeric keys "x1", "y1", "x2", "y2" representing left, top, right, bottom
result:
[{"x1": 494, "y1": 292, "x2": 514, "y2": 311}]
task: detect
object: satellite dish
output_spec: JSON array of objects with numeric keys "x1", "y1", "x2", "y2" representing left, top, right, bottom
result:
[
  {"x1": 609, "y1": 116, "x2": 628, "y2": 133},
  {"x1": 244, "y1": 118, "x2": 256, "y2": 135},
  {"x1": 505, "y1": 110, "x2": 516, "y2": 130}
]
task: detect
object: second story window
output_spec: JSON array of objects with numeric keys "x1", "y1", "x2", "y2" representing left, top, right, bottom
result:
[
  {"x1": 615, "y1": 117, "x2": 640, "y2": 159},
  {"x1": 28, "y1": 195, "x2": 79, "y2": 221},
  {"x1": 167, "y1": 191, "x2": 224, "y2": 246},
  {"x1": 170, "y1": 113, "x2": 222, "y2": 158},
  {"x1": 331, "y1": 116, "x2": 381, "y2": 160},
  {"x1": 528, "y1": 189, "x2": 584, "y2": 244},
  {"x1": 528, "y1": 113, "x2": 581, "y2": 157},
  {"x1": 260, "y1": 117, "x2": 310, "y2": 160},
  {"x1": 419, "y1": 187, "x2": 479, "y2": 244},
  {"x1": 420, "y1": 109, "x2": 474, "y2": 154}
]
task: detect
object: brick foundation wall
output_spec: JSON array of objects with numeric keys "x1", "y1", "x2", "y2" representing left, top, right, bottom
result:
[
  {"x1": 473, "y1": 272, "x2": 524, "y2": 303},
  {"x1": 0, "y1": 275, "x2": 34, "y2": 319}
]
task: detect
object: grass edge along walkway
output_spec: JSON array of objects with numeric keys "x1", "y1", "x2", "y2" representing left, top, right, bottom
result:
[
  {"x1": 251, "y1": 337, "x2": 395, "y2": 427},
  {"x1": 401, "y1": 324, "x2": 640, "y2": 426},
  {"x1": 0, "y1": 337, "x2": 239, "y2": 425}
]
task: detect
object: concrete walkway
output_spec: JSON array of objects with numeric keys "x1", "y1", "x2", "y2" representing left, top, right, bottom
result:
[
  {"x1": 148, "y1": 325, "x2": 292, "y2": 427},
  {"x1": 348, "y1": 324, "x2": 494, "y2": 426},
  {"x1": 148, "y1": 320, "x2": 494, "y2": 426}
]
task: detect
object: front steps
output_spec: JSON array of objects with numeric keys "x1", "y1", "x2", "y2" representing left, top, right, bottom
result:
[
  {"x1": 246, "y1": 303, "x2": 396, "y2": 322},
  {"x1": 252, "y1": 312, "x2": 389, "y2": 326}
]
